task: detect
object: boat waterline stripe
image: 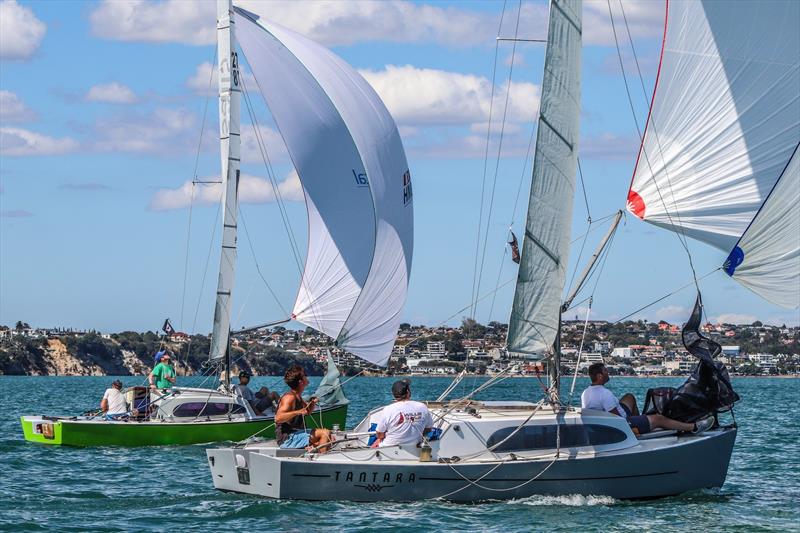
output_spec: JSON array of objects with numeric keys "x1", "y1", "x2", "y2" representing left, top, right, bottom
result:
[{"x1": 416, "y1": 470, "x2": 679, "y2": 483}]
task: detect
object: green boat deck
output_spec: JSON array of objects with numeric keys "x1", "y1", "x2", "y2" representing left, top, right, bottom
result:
[{"x1": 21, "y1": 402, "x2": 348, "y2": 447}]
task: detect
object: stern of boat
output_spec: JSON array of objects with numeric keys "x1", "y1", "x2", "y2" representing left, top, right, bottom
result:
[{"x1": 21, "y1": 416, "x2": 63, "y2": 445}]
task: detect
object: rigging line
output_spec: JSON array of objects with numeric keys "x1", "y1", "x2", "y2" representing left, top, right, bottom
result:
[
  {"x1": 401, "y1": 277, "x2": 517, "y2": 350},
  {"x1": 577, "y1": 157, "x2": 591, "y2": 223},
  {"x1": 240, "y1": 84, "x2": 303, "y2": 273},
  {"x1": 510, "y1": 114, "x2": 538, "y2": 225},
  {"x1": 566, "y1": 220, "x2": 592, "y2": 299},
  {"x1": 617, "y1": 0, "x2": 649, "y2": 106},
  {"x1": 238, "y1": 207, "x2": 288, "y2": 315},
  {"x1": 471, "y1": 0, "x2": 508, "y2": 320},
  {"x1": 612, "y1": 267, "x2": 720, "y2": 324},
  {"x1": 606, "y1": 0, "x2": 699, "y2": 288},
  {"x1": 180, "y1": 184, "x2": 196, "y2": 333},
  {"x1": 191, "y1": 188, "x2": 224, "y2": 335},
  {"x1": 569, "y1": 211, "x2": 619, "y2": 244},
  {"x1": 616, "y1": 0, "x2": 694, "y2": 272},
  {"x1": 240, "y1": 59, "x2": 327, "y2": 332},
  {"x1": 474, "y1": 0, "x2": 524, "y2": 321},
  {"x1": 180, "y1": 48, "x2": 217, "y2": 333},
  {"x1": 487, "y1": 245, "x2": 508, "y2": 321}
]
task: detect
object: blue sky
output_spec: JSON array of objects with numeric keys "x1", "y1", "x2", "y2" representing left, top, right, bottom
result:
[{"x1": 1, "y1": 0, "x2": 797, "y2": 334}]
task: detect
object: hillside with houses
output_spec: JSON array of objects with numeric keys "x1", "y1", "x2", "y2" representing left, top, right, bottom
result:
[{"x1": 1, "y1": 317, "x2": 798, "y2": 377}]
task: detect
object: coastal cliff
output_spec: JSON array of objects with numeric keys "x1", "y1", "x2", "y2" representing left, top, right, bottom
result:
[{"x1": 0, "y1": 332, "x2": 324, "y2": 376}]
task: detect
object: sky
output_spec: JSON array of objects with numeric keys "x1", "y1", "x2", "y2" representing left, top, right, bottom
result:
[{"x1": 1, "y1": 0, "x2": 798, "y2": 335}]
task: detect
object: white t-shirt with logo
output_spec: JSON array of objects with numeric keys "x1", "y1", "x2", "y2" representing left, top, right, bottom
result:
[
  {"x1": 102, "y1": 388, "x2": 128, "y2": 414},
  {"x1": 376, "y1": 400, "x2": 433, "y2": 447},
  {"x1": 581, "y1": 385, "x2": 621, "y2": 415}
]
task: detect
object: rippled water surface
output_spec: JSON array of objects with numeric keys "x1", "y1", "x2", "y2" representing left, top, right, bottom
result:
[{"x1": 1, "y1": 376, "x2": 798, "y2": 532}]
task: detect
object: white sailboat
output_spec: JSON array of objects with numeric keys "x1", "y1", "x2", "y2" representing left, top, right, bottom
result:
[{"x1": 205, "y1": 0, "x2": 773, "y2": 502}]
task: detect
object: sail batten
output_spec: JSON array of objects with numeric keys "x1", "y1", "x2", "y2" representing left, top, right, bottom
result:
[
  {"x1": 234, "y1": 9, "x2": 413, "y2": 366},
  {"x1": 507, "y1": 0, "x2": 582, "y2": 358},
  {"x1": 626, "y1": 0, "x2": 800, "y2": 308}
]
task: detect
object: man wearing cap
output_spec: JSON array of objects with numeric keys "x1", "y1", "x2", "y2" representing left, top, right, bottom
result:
[
  {"x1": 148, "y1": 352, "x2": 176, "y2": 391},
  {"x1": 236, "y1": 371, "x2": 278, "y2": 416},
  {"x1": 374, "y1": 379, "x2": 433, "y2": 448},
  {"x1": 100, "y1": 379, "x2": 128, "y2": 420}
]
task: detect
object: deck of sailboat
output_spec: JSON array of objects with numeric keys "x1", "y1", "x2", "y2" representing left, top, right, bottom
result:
[{"x1": 206, "y1": 401, "x2": 737, "y2": 501}]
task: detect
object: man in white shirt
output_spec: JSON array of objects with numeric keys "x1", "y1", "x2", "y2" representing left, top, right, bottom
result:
[
  {"x1": 375, "y1": 379, "x2": 433, "y2": 448},
  {"x1": 581, "y1": 363, "x2": 713, "y2": 434},
  {"x1": 101, "y1": 380, "x2": 128, "y2": 420}
]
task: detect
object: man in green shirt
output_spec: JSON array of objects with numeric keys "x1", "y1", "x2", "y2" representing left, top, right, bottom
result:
[{"x1": 149, "y1": 352, "x2": 176, "y2": 390}]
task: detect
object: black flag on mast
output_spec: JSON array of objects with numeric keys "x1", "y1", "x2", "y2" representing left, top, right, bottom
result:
[
  {"x1": 508, "y1": 231, "x2": 521, "y2": 264},
  {"x1": 162, "y1": 318, "x2": 175, "y2": 336}
]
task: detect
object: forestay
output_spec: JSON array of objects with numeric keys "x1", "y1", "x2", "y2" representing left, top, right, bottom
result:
[
  {"x1": 235, "y1": 9, "x2": 413, "y2": 366},
  {"x1": 626, "y1": 0, "x2": 800, "y2": 308},
  {"x1": 507, "y1": 0, "x2": 582, "y2": 357}
]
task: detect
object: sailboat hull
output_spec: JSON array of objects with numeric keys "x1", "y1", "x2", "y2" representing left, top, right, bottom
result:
[
  {"x1": 207, "y1": 427, "x2": 736, "y2": 502},
  {"x1": 20, "y1": 403, "x2": 348, "y2": 447}
]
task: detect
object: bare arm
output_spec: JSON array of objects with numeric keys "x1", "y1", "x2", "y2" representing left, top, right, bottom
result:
[
  {"x1": 274, "y1": 395, "x2": 316, "y2": 424},
  {"x1": 101, "y1": 398, "x2": 108, "y2": 412}
]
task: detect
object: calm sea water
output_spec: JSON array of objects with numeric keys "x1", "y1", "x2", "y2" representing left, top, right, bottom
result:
[{"x1": 1, "y1": 375, "x2": 798, "y2": 532}]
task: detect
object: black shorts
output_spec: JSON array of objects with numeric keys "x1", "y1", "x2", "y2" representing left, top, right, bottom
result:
[{"x1": 620, "y1": 403, "x2": 651, "y2": 434}]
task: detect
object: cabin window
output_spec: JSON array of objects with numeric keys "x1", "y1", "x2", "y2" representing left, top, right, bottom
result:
[
  {"x1": 173, "y1": 402, "x2": 245, "y2": 417},
  {"x1": 485, "y1": 424, "x2": 627, "y2": 452}
]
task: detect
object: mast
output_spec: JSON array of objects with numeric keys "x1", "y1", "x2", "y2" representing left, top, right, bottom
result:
[{"x1": 209, "y1": 0, "x2": 241, "y2": 388}]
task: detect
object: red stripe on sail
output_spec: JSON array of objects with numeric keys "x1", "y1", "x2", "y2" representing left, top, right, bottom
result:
[
  {"x1": 627, "y1": 190, "x2": 646, "y2": 219},
  {"x1": 626, "y1": 0, "x2": 669, "y2": 199}
]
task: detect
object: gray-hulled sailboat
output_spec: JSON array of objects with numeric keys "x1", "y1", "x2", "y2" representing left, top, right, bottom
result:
[{"x1": 204, "y1": 0, "x2": 792, "y2": 501}]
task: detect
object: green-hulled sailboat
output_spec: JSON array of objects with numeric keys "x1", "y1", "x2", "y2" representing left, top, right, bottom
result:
[{"x1": 21, "y1": 0, "x2": 419, "y2": 446}]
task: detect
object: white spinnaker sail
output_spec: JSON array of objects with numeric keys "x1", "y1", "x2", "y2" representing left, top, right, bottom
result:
[
  {"x1": 727, "y1": 145, "x2": 800, "y2": 308},
  {"x1": 626, "y1": 0, "x2": 800, "y2": 307},
  {"x1": 235, "y1": 9, "x2": 413, "y2": 366},
  {"x1": 507, "y1": 0, "x2": 582, "y2": 357},
  {"x1": 209, "y1": 0, "x2": 242, "y2": 361}
]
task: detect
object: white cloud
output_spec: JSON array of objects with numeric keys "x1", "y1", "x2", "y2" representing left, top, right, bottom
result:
[
  {"x1": 653, "y1": 305, "x2": 691, "y2": 322},
  {"x1": 85, "y1": 82, "x2": 138, "y2": 104},
  {"x1": 0, "y1": 127, "x2": 79, "y2": 156},
  {"x1": 583, "y1": 0, "x2": 665, "y2": 47},
  {"x1": 0, "y1": 90, "x2": 35, "y2": 121},
  {"x1": 0, "y1": 0, "x2": 46, "y2": 60},
  {"x1": 712, "y1": 313, "x2": 758, "y2": 326},
  {"x1": 239, "y1": 124, "x2": 290, "y2": 165},
  {"x1": 88, "y1": 0, "x2": 502, "y2": 47},
  {"x1": 91, "y1": 108, "x2": 196, "y2": 153},
  {"x1": 149, "y1": 170, "x2": 303, "y2": 211},
  {"x1": 89, "y1": 0, "x2": 214, "y2": 45},
  {"x1": 185, "y1": 62, "x2": 257, "y2": 97},
  {"x1": 360, "y1": 65, "x2": 539, "y2": 127}
]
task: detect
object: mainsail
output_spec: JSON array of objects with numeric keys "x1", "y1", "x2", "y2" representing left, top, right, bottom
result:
[
  {"x1": 507, "y1": 0, "x2": 582, "y2": 356},
  {"x1": 627, "y1": 0, "x2": 800, "y2": 308},
  {"x1": 234, "y1": 8, "x2": 413, "y2": 367}
]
